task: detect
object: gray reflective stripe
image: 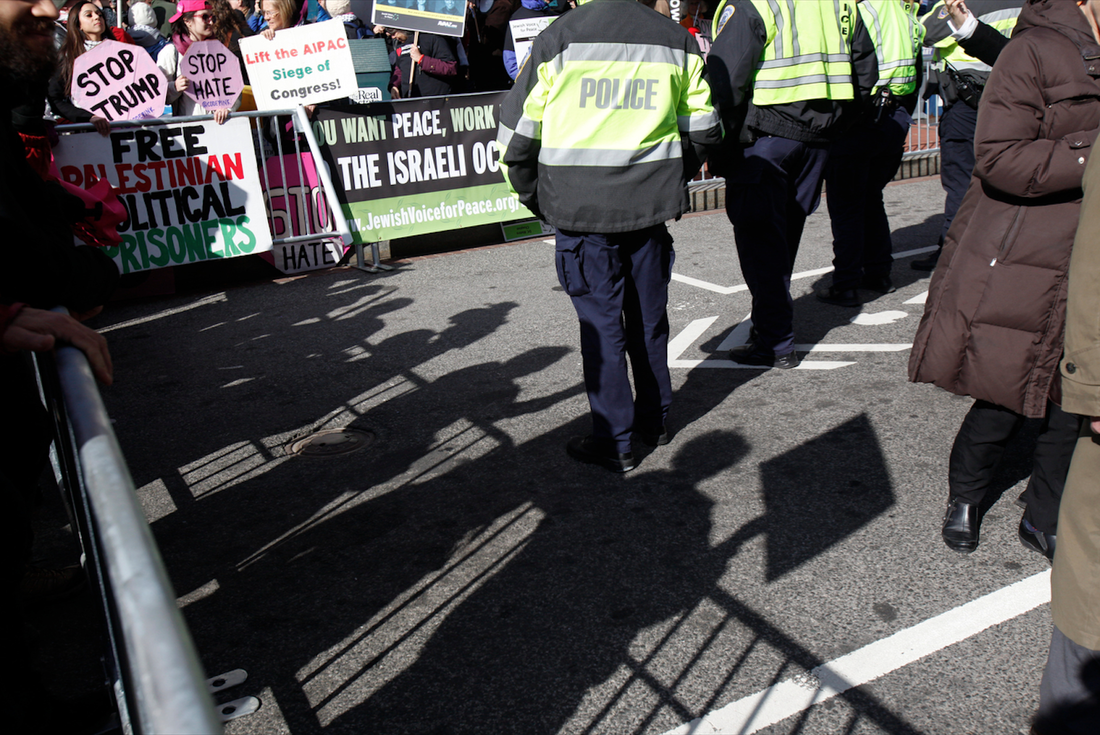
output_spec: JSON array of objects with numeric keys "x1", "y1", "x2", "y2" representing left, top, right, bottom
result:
[
  {"x1": 862, "y1": 0, "x2": 886, "y2": 68},
  {"x1": 539, "y1": 140, "x2": 681, "y2": 167},
  {"x1": 786, "y1": 0, "x2": 799, "y2": 57},
  {"x1": 497, "y1": 124, "x2": 514, "y2": 150},
  {"x1": 978, "y1": 8, "x2": 1021, "y2": 25},
  {"x1": 759, "y1": 53, "x2": 851, "y2": 69},
  {"x1": 755, "y1": 74, "x2": 854, "y2": 89},
  {"x1": 767, "y1": 0, "x2": 784, "y2": 58},
  {"x1": 514, "y1": 115, "x2": 541, "y2": 140},
  {"x1": 560, "y1": 42, "x2": 686, "y2": 67},
  {"x1": 880, "y1": 59, "x2": 915, "y2": 71},
  {"x1": 834, "y1": 0, "x2": 846, "y2": 52},
  {"x1": 679, "y1": 109, "x2": 721, "y2": 132}
]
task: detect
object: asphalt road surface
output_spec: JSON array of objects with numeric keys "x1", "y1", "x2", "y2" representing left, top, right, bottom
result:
[{"x1": 92, "y1": 175, "x2": 1056, "y2": 735}]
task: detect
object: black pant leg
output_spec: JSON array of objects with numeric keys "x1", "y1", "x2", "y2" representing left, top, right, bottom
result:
[
  {"x1": 1021, "y1": 401, "x2": 1084, "y2": 534},
  {"x1": 948, "y1": 399, "x2": 1025, "y2": 504}
]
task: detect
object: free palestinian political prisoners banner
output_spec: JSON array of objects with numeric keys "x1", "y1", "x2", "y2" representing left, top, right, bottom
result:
[
  {"x1": 371, "y1": 0, "x2": 466, "y2": 37},
  {"x1": 53, "y1": 118, "x2": 273, "y2": 274},
  {"x1": 312, "y1": 92, "x2": 534, "y2": 242}
]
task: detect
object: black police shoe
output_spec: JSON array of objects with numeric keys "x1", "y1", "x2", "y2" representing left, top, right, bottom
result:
[
  {"x1": 728, "y1": 342, "x2": 801, "y2": 369},
  {"x1": 638, "y1": 426, "x2": 670, "y2": 447},
  {"x1": 942, "y1": 498, "x2": 978, "y2": 553},
  {"x1": 1018, "y1": 518, "x2": 1056, "y2": 561},
  {"x1": 566, "y1": 436, "x2": 636, "y2": 473},
  {"x1": 816, "y1": 284, "x2": 861, "y2": 307},
  {"x1": 861, "y1": 274, "x2": 896, "y2": 294}
]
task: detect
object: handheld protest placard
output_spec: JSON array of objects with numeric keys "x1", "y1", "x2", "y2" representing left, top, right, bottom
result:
[
  {"x1": 181, "y1": 40, "x2": 244, "y2": 110},
  {"x1": 71, "y1": 40, "x2": 168, "y2": 122},
  {"x1": 240, "y1": 20, "x2": 358, "y2": 112}
]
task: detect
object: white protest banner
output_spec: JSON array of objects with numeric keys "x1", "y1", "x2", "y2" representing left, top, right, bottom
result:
[
  {"x1": 181, "y1": 40, "x2": 244, "y2": 110},
  {"x1": 71, "y1": 40, "x2": 168, "y2": 121},
  {"x1": 53, "y1": 118, "x2": 273, "y2": 274},
  {"x1": 240, "y1": 20, "x2": 357, "y2": 111},
  {"x1": 510, "y1": 16, "x2": 554, "y2": 75}
]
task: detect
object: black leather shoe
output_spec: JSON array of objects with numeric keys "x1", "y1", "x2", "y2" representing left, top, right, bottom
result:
[
  {"x1": 942, "y1": 498, "x2": 979, "y2": 553},
  {"x1": 816, "y1": 284, "x2": 861, "y2": 307},
  {"x1": 728, "y1": 342, "x2": 801, "y2": 369},
  {"x1": 566, "y1": 436, "x2": 636, "y2": 473},
  {"x1": 861, "y1": 274, "x2": 896, "y2": 294},
  {"x1": 911, "y1": 246, "x2": 941, "y2": 271},
  {"x1": 638, "y1": 426, "x2": 670, "y2": 447},
  {"x1": 1019, "y1": 518, "x2": 1056, "y2": 560}
]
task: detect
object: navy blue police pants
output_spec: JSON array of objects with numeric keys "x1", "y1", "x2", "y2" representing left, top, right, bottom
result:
[
  {"x1": 939, "y1": 101, "x2": 978, "y2": 243},
  {"x1": 726, "y1": 136, "x2": 830, "y2": 355},
  {"x1": 825, "y1": 106, "x2": 912, "y2": 288},
  {"x1": 555, "y1": 225, "x2": 674, "y2": 454}
]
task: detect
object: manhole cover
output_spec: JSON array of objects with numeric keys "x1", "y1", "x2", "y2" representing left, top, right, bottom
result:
[{"x1": 286, "y1": 429, "x2": 374, "y2": 457}]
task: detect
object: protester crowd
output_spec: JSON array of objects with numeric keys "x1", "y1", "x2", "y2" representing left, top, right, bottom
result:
[{"x1": 3, "y1": 0, "x2": 1100, "y2": 732}]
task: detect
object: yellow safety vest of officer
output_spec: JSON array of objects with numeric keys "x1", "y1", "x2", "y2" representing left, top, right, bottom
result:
[
  {"x1": 496, "y1": 0, "x2": 722, "y2": 232},
  {"x1": 861, "y1": 0, "x2": 925, "y2": 98}
]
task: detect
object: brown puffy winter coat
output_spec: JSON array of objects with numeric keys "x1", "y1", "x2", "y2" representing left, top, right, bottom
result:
[{"x1": 909, "y1": 0, "x2": 1100, "y2": 419}]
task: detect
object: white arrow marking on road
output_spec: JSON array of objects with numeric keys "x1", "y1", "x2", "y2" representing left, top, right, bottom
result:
[
  {"x1": 664, "y1": 571, "x2": 1051, "y2": 735},
  {"x1": 670, "y1": 246, "x2": 939, "y2": 294},
  {"x1": 905, "y1": 291, "x2": 928, "y2": 305},
  {"x1": 850, "y1": 310, "x2": 909, "y2": 326},
  {"x1": 668, "y1": 316, "x2": 718, "y2": 360}
]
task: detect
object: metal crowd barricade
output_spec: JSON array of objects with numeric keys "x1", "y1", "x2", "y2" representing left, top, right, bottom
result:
[
  {"x1": 55, "y1": 107, "x2": 390, "y2": 273},
  {"x1": 34, "y1": 314, "x2": 224, "y2": 735}
]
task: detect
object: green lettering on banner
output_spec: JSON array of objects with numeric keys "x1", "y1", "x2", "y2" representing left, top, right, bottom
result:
[
  {"x1": 119, "y1": 234, "x2": 142, "y2": 273},
  {"x1": 236, "y1": 215, "x2": 256, "y2": 252},
  {"x1": 183, "y1": 222, "x2": 207, "y2": 262}
]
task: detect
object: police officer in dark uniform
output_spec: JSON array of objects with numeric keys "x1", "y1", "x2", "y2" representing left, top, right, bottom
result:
[
  {"x1": 496, "y1": 0, "x2": 722, "y2": 472},
  {"x1": 819, "y1": 0, "x2": 924, "y2": 307},
  {"x1": 708, "y1": 0, "x2": 879, "y2": 369}
]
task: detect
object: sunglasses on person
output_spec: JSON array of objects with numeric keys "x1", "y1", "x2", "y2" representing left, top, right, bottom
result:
[{"x1": 194, "y1": 12, "x2": 214, "y2": 21}]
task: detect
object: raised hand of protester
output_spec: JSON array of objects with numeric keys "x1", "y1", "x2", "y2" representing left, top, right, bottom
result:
[
  {"x1": 261, "y1": 27, "x2": 275, "y2": 40},
  {"x1": 176, "y1": 75, "x2": 190, "y2": 93},
  {"x1": 410, "y1": 44, "x2": 423, "y2": 65},
  {"x1": 946, "y1": 0, "x2": 971, "y2": 28},
  {"x1": 211, "y1": 107, "x2": 229, "y2": 124},
  {"x1": 2, "y1": 307, "x2": 113, "y2": 385}
]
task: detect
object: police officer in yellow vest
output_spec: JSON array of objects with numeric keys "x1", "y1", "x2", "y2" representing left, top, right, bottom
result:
[
  {"x1": 708, "y1": 1, "x2": 878, "y2": 368},
  {"x1": 497, "y1": 0, "x2": 722, "y2": 472},
  {"x1": 819, "y1": 0, "x2": 925, "y2": 307},
  {"x1": 910, "y1": 0, "x2": 1021, "y2": 271}
]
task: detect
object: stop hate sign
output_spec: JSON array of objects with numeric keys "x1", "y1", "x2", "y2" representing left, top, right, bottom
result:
[
  {"x1": 182, "y1": 40, "x2": 244, "y2": 111},
  {"x1": 72, "y1": 40, "x2": 167, "y2": 122}
]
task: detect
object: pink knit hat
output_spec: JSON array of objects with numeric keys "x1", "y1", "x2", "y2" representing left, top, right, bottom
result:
[{"x1": 169, "y1": 0, "x2": 208, "y2": 23}]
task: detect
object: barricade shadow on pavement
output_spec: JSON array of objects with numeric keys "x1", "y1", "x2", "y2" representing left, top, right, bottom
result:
[{"x1": 93, "y1": 260, "x2": 924, "y2": 734}]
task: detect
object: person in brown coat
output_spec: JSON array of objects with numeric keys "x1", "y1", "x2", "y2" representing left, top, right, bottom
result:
[
  {"x1": 909, "y1": 0, "x2": 1100, "y2": 555},
  {"x1": 1033, "y1": 95, "x2": 1100, "y2": 735}
]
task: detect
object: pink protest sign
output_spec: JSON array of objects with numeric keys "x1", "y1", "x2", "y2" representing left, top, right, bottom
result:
[
  {"x1": 181, "y1": 40, "x2": 244, "y2": 111},
  {"x1": 71, "y1": 40, "x2": 167, "y2": 122}
]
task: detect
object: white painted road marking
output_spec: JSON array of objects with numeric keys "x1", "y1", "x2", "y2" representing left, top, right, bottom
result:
[
  {"x1": 670, "y1": 317, "x2": 910, "y2": 370},
  {"x1": 670, "y1": 246, "x2": 939, "y2": 294},
  {"x1": 850, "y1": 310, "x2": 909, "y2": 326},
  {"x1": 664, "y1": 571, "x2": 1051, "y2": 735},
  {"x1": 905, "y1": 291, "x2": 929, "y2": 305}
]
